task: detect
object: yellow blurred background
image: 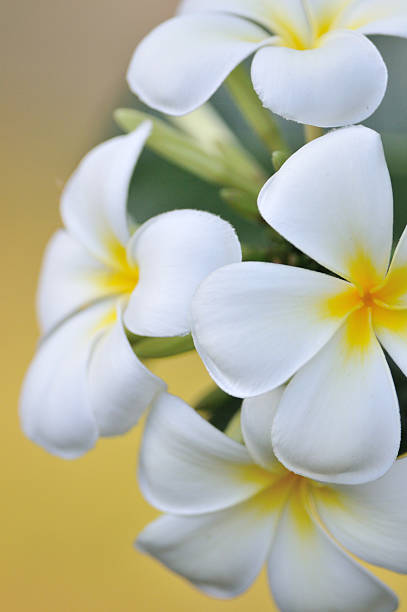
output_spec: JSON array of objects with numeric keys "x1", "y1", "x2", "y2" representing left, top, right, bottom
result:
[{"x1": 2, "y1": 1, "x2": 407, "y2": 610}]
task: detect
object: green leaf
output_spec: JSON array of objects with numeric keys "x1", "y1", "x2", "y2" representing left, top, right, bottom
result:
[{"x1": 129, "y1": 334, "x2": 195, "y2": 359}]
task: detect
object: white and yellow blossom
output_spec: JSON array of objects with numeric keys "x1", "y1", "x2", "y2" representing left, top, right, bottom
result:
[
  {"x1": 137, "y1": 391, "x2": 406, "y2": 612},
  {"x1": 127, "y1": 0, "x2": 407, "y2": 127},
  {"x1": 20, "y1": 122, "x2": 242, "y2": 459},
  {"x1": 192, "y1": 126, "x2": 407, "y2": 484}
]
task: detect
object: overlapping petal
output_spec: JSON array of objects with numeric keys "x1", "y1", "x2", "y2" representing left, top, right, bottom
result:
[
  {"x1": 241, "y1": 388, "x2": 284, "y2": 471},
  {"x1": 137, "y1": 490, "x2": 279, "y2": 598},
  {"x1": 61, "y1": 123, "x2": 151, "y2": 264},
  {"x1": 178, "y1": 0, "x2": 312, "y2": 46},
  {"x1": 259, "y1": 126, "x2": 393, "y2": 286},
  {"x1": 178, "y1": 0, "x2": 277, "y2": 27},
  {"x1": 272, "y1": 311, "x2": 400, "y2": 484},
  {"x1": 373, "y1": 307, "x2": 407, "y2": 377},
  {"x1": 37, "y1": 230, "x2": 114, "y2": 334},
  {"x1": 374, "y1": 227, "x2": 407, "y2": 309},
  {"x1": 305, "y1": 0, "x2": 352, "y2": 34},
  {"x1": 138, "y1": 393, "x2": 273, "y2": 515},
  {"x1": 136, "y1": 390, "x2": 403, "y2": 610},
  {"x1": 88, "y1": 307, "x2": 166, "y2": 436},
  {"x1": 21, "y1": 298, "x2": 167, "y2": 456},
  {"x1": 19, "y1": 301, "x2": 116, "y2": 458},
  {"x1": 251, "y1": 29, "x2": 387, "y2": 127},
  {"x1": 339, "y1": 0, "x2": 407, "y2": 38},
  {"x1": 127, "y1": 14, "x2": 271, "y2": 116},
  {"x1": 124, "y1": 209, "x2": 241, "y2": 337},
  {"x1": 314, "y1": 457, "x2": 407, "y2": 574},
  {"x1": 192, "y1": 262, "x2": 357, "y2": 397},
  {"x1": 268, "y1": 497, "x2": 398, "y2": 612}
]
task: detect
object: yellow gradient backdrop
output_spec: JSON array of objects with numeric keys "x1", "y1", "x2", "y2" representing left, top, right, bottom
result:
[{"x1": 1, "y1": 1, "x2": 407, "y2": 610}]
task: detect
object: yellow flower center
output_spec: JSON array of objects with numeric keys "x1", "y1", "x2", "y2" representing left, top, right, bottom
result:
[
  {"x1": 87, "y1": 238, "x2": 139, "y2": 333},
  {"x1": 93, "y1": 239, "x2": 139, "y2": 297},
  {"x1": 247, "y1": 465, "x2": 337, "y2": 536},
  {"x1": 272, "y1": 16, "x2": 312, "y2": 51},
  {"x1": 326, "y1": 251, "x2": 407, "y2": 351},
  {"x1": 269, "y1": 0, "x2": 355, "y2": 50}
]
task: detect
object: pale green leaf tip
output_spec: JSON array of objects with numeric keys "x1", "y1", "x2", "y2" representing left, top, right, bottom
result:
[
  {"x1": 114, "y1": 108, "x2": 148, "y2": 133},
  {"x1": 272, "y1": 150, "x2": 290, "y2": 171}
]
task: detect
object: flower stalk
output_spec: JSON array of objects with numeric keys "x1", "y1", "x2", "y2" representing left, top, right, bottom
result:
[
  {"x1": 226, "y1": 64, "x2": 291, "y2": 160},
  {"x1": 114, "y1": 108, "x2": 265, "y2": 200},
  {"x1": 129, "y1": 333, "x2": 195, "y2": 359},
  {"x1": 304, "y1": 125, "x2": 325, "y2": 142}
]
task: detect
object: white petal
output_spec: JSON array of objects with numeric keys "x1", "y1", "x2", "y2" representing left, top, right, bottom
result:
[
  {"x1": 373, "y1": 307, "x2": 407, "y2": 377},
  {"x1": 124, "y1": 210, "x2": 241, "y2": 337},
  {"x1": 272, "y1": 311, "x2": 400, "y2": 484},
  {"x1": 61, "y1": 123, "x2": 151, "y2": 263},
  {"x1": 138, "y1": 393, "x2": 273, "y2": 515},
  {"x1": 88, "y1": 308, "x2": 166, "y2": 436},
  {"x1": 268, "y1": 497, "x2": 398, "y2": 612},
  {"x1": 127, "y1": 14, "x2": 271, "y2": 116},
  {"x1": 137, "y1": 491, "x2": 279, "y2": 598},
  {"x1": 251, "y1": 29, "x2": 387, "y2": 127},
  {"x1": 192, "y1": 261, "x2": 357, "y2": 397},
  {"x1": 339, "y1": 0, "x2": 407, "y2": 38},
  {"x1": 178, "y1": 0, "x2": 312, "y2": 46},
  {"x1": 241, "y1": 388, "x2": 284, "y2": 470},
  {"x1": 259, "y1": 126, "x2": 393, "y2": 286},
  {"x1": 178, "y1": 0, "x2": 273, "y2": 24},
  {"x1": 305, "y1": 0, "x2": 353, "y2": 33},
  {"x1": 373, "y1": 226, "x2": 407, "y2": 309},
  {"x1": 19, "y1": 301, "x2": 116, "y2": 459},
  {"x1": 314, "y1": 457, "x2": 407, "y2": 574},
  {"x1": 37, "y1": 230, "x2": 115, "y2": 334}
]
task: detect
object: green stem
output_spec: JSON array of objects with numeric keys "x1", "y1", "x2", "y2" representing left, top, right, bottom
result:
[
  {"x1": 129, "y1": 333, "x2": 195, "y2": 359},
  {"x1": 226, "y1": 64, "x2": 290, "y2": 156},
  {"x1": 169, "y1": 104, "x2": 265, "y2": 183},
  {"x1": 115, "y1": 108, "x2": 264, "y2": 199},
  {"x1": 304, "y1": 125, "x2": 324, "y2": 143}
]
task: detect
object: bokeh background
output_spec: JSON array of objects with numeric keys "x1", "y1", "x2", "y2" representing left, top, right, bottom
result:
[{"x1": 2, "y1": 1, "x2": 407, "y2": 610}]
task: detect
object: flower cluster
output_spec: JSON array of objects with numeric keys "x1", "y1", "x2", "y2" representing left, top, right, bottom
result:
[
  {"x1": 20, "y1": 124, "x2": 241, "y2": 457},
  {"x1": 21, "y1": 1, "x2": 407, "y2": 611}
]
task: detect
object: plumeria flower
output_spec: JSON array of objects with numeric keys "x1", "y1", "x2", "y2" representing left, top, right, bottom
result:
[
  {"x1": 127, "y1": 0, "x2": 407, "y2": 127},
  {"x1": 20, "y1": 122, "x2": 241, "y2": 459},
  {"x1": 192, "y1": 125, "x2": 407, "y2": 485},
  {"x1": 137, "y1": 390, "x2": 406, "y2": 611}
]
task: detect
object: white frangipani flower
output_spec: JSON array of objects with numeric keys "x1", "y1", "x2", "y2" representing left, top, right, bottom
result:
[
  {"x1": 192, "y1": 125, "x2": 407, "y2": 485},
  {"x1": 137, "y1": 391, "x2": 406, "y2": 612},
  {"x1": 127, "y1": 0, "x2": 407, "y2": 127},
  {"x1": 20, "y1": 122, "x2": 242, "y2": 459}
]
